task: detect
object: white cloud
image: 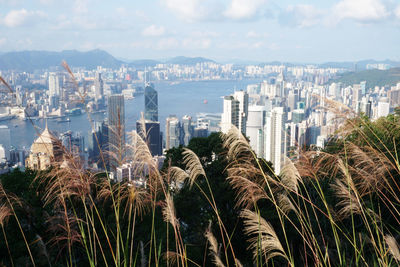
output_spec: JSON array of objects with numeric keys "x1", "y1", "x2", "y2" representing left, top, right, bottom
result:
[
  {"x1": 182, "y1": 38, "x2": 212, "y2": 49},
  {"x1": 224, "y1": 0, "x2": 267, "y2": 20},
  {"x1": 156, "y1": 37, "x2": 179, "y2": 50},
  {"x1": 162, "y1": 0, "x2": 206, "y2": 22},
  {"x1": 279, "y1": 4, "x2": 324, "y2": 28},
  {"x1": 2, "y1": 9, "x2": 46, "y2": 27},
  {"x1": 0, "y1": 38, "x2": 6, "y2": 46},
  {"x1": 332, "y1": 0, "x2": 389, "y2": 23},
  {"x1": 142, "y1": 25, "x2": 166, "y2": 37},
  {"x1": 395, "y1": 5, "x2": 400, "y2": 19},
  {"x1": 73, "y1": 0, "x2": 90, "y2": 14}
]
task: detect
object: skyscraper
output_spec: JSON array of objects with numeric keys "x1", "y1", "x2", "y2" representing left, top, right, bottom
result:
[
  {"x1": 108, "y1": 95, "x2": 125, "y2": 170},
  {"x1": 94, "y1": 72, "x2": 104, "y2": 104},
  {"x1": 136, "y1": 120, "x2": 162, "y2": 156},
  {"x1": 246, "y1": 106, "x2": 266, "y2": 158},
  {"x1": 264, "y1": 107, "x2": 286, "y2": 174},
  {"x1": 166, "y1": 115, "x2": 181, "y2": 150},
  {"x1": 144, "y1": 84, "x2": 158, "y2": 122},
  {"x1": 181, "y1": 115, "x2": 193, "y2": 146},
  {"x1": 48, "y1": 73, "x2": 60, "y2": 97},
  {"x1": 221, "y1": 91, "x2": 248, "y2": 134}
]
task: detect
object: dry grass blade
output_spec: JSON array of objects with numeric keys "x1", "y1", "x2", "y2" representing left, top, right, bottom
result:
[
  {"x1": 0, "y1": 204, "x2": 12, "y2": 226},
  {"x1": 162, "y1": 193, "x2": 179, "y2": 229},
  {"x1": 221, "y1": 126, "x2": 252, "y2": 161},
  {"x1": 277, "y1": 193, "x2": 297, "y2": 215},
  {"x1": 385, "y1": 235, "x2": 400, "y2": 262},
  {"x1": 240, "y1": 209, "x2": 289, "y2": 263},
  {"x1": 331, "y1": 178, "x2": 361, "y2": 220},
  {"x1": 169, "y1": 166, "x2": 189, "y2": 185},
  {"x1": 280, "y1": 157, "x2": 301, "y2": 193},
  {"x1": 182, "y1": 148, "x2": 206, "y2": 188},
  {"x1": 205, "y1": 226, "x2": 225, "y2": 267}
]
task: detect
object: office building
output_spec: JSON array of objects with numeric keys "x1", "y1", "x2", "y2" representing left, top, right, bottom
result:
[
  {"x1": 166, "y1": 115, "x2": 181, "y2": 150},
  {"x1": 221, "y1": 91, "x2": 248, "y2": 134},
  {"x1": 136, "y1": 120, "x2": 162, "y2": 156},
  {"x1": 246, "y1": 106, "x2": 266, "y2": 158},
  {"x1": 181, "y1": 115, "x2": 193, "y2": 146},
  {"x1": 144, "y1": 84, "x2": 158, "y2": 122},
  {"x1": 94, "y1": 72, "x2": 104, "y2": 104},
  {"x1": 108, "y1": 95, "x2": 125, "y2": 170}
]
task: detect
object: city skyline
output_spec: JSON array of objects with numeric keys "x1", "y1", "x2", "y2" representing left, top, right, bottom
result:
[{"x1": 0, "y1": 0, "x2": 399, "y2": 62}]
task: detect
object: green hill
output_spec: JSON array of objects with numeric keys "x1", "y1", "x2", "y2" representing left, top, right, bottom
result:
[{"x1": 329, "y1": 67, "x2": 400, "y2": 88}]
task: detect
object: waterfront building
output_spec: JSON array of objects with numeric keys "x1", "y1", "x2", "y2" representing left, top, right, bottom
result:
[{"x1": 0, "y1": 125, "x2": 11, "y2": 161}]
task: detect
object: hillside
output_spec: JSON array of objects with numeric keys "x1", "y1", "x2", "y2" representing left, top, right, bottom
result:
[
  {"x1": 329, "y1": 67, "x2": 400, "y2": 88},
  {"x1": 0, "y1": 49, "x2": 123, "y2": 71}
]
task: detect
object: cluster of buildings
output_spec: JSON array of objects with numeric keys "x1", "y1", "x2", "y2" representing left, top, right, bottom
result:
[
  {"x1": 220, "y1": 73, "x2": 400, "y2": 174},
  {"x1": 1, "y1": 61, "x2": 400, "y2": 178}
]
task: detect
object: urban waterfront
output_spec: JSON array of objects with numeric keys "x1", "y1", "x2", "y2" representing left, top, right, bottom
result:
[{"x1": 4, "y1": 79, "x2": 259, "y2": 149}]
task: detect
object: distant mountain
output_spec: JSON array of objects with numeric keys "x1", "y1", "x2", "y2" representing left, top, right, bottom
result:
[
  {"x1": 128, "y1": 59, "x2": 162, "y2": 68},
  {"x1": 329, "y1": 67, "x2": 400, "y2": 88},
  {"x1": 0, "y1": 49, "x2": 123, "y2": 71},
  {"x1": 166, "y1": 56, "x2": 215, "y2": 65}
]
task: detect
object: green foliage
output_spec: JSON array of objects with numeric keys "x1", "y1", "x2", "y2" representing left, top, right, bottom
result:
[{"x1": 329, "y1": 67, "x2": 400, "y2": 88}]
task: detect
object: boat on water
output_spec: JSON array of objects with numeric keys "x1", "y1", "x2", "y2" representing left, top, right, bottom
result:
[
  {"x1": 58, "y1": 118, "x2": 71, "y2": 123},
  {"x1": 0, "y1": 114, "x2": 16, "y2": 122}
]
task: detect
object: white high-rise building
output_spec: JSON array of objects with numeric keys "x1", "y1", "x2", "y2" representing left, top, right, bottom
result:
[
  {"x1": 221, "y1": 91, "x2": 248, "y2": 134},
  {"x1": 246, "y1": 106, "x2": 266, "y2": 158},
  {"x1": 48, "y1": 73, "x2": 60, "y2": 97},
  {"x1": 233, "y1": 91, "x2": 249, "y2": 134},
  {"x1": 0, "y1": 125, "x2": 11, "y2": 161},
  {"x1": 377, "y1": 101, "x2": 390, "y2": 118},
  {"x1": 166, "y1": 116, "x2": 181, "y2": 150},
  {"x1": 264, "y1": 107, "x2": 286, "y2": 174}
]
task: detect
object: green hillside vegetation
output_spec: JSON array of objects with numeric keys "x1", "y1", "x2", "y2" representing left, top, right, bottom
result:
[
  {"x1": 2, "y1": 112, "x2": 400, "y2": 266},
  {"x1": 329, "y1": 67, "x2": 400, "y2": 88}
]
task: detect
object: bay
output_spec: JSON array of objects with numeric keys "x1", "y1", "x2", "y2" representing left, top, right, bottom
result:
[{"x1": 4, "y1": 79, "x2": 260, "y2": 149}]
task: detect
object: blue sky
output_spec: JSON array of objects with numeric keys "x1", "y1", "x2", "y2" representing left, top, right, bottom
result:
[{"x1": 0, "y1": 0, "x2": 399, "y2": 62}]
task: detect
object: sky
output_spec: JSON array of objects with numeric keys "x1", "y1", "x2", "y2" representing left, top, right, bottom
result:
[{"x1": 0, "y1": 0, "x2": 399, "y2": 63}]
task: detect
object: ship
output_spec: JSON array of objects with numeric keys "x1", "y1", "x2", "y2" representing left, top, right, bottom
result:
[
  {"x1": 58, "y1": 118, "x2": 71, "y2": 123},
  {"x1": 0, "y1": 114, "x2": 16, "y2": 122}
]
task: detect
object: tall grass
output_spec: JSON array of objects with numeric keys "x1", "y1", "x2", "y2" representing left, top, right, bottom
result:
[{"x1": 1, "y1": 64, "x2": 400, "y2": 266}]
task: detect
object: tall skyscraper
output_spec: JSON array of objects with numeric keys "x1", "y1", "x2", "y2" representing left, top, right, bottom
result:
[
  {"x1": 48, "y1": 73, "x2": 60, "y2": 97},
  {"x1": 136, "y1": 120, "x2": 162, "y2": 156},
  {"x1": 94, "y1": 72, "x2": 104, "y2": 104},
  {"x1": 88, "y1": 121, "x2": 108, "y2": 167},
  {"x1": 145, "y1": 84, "x2": 158, "y2": 122},
  {"x1": 221, "y1": 91, "x2": 248, "y2": 134},
  {"x1": 166, "y1": 115, "x2": 181, "y2": 150},
  {"x1": 264, "y1": 107, "x2": 286, "y2": 174},
  {"x1": 246, "y1": 106, "x2": 266, "y2": 158},
  {"x1": 181, "y1": 115, "x2": 193, "y2": 146},
  {"x1": 108, "y1": 95, "x2": 125, "y2": 170}
]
